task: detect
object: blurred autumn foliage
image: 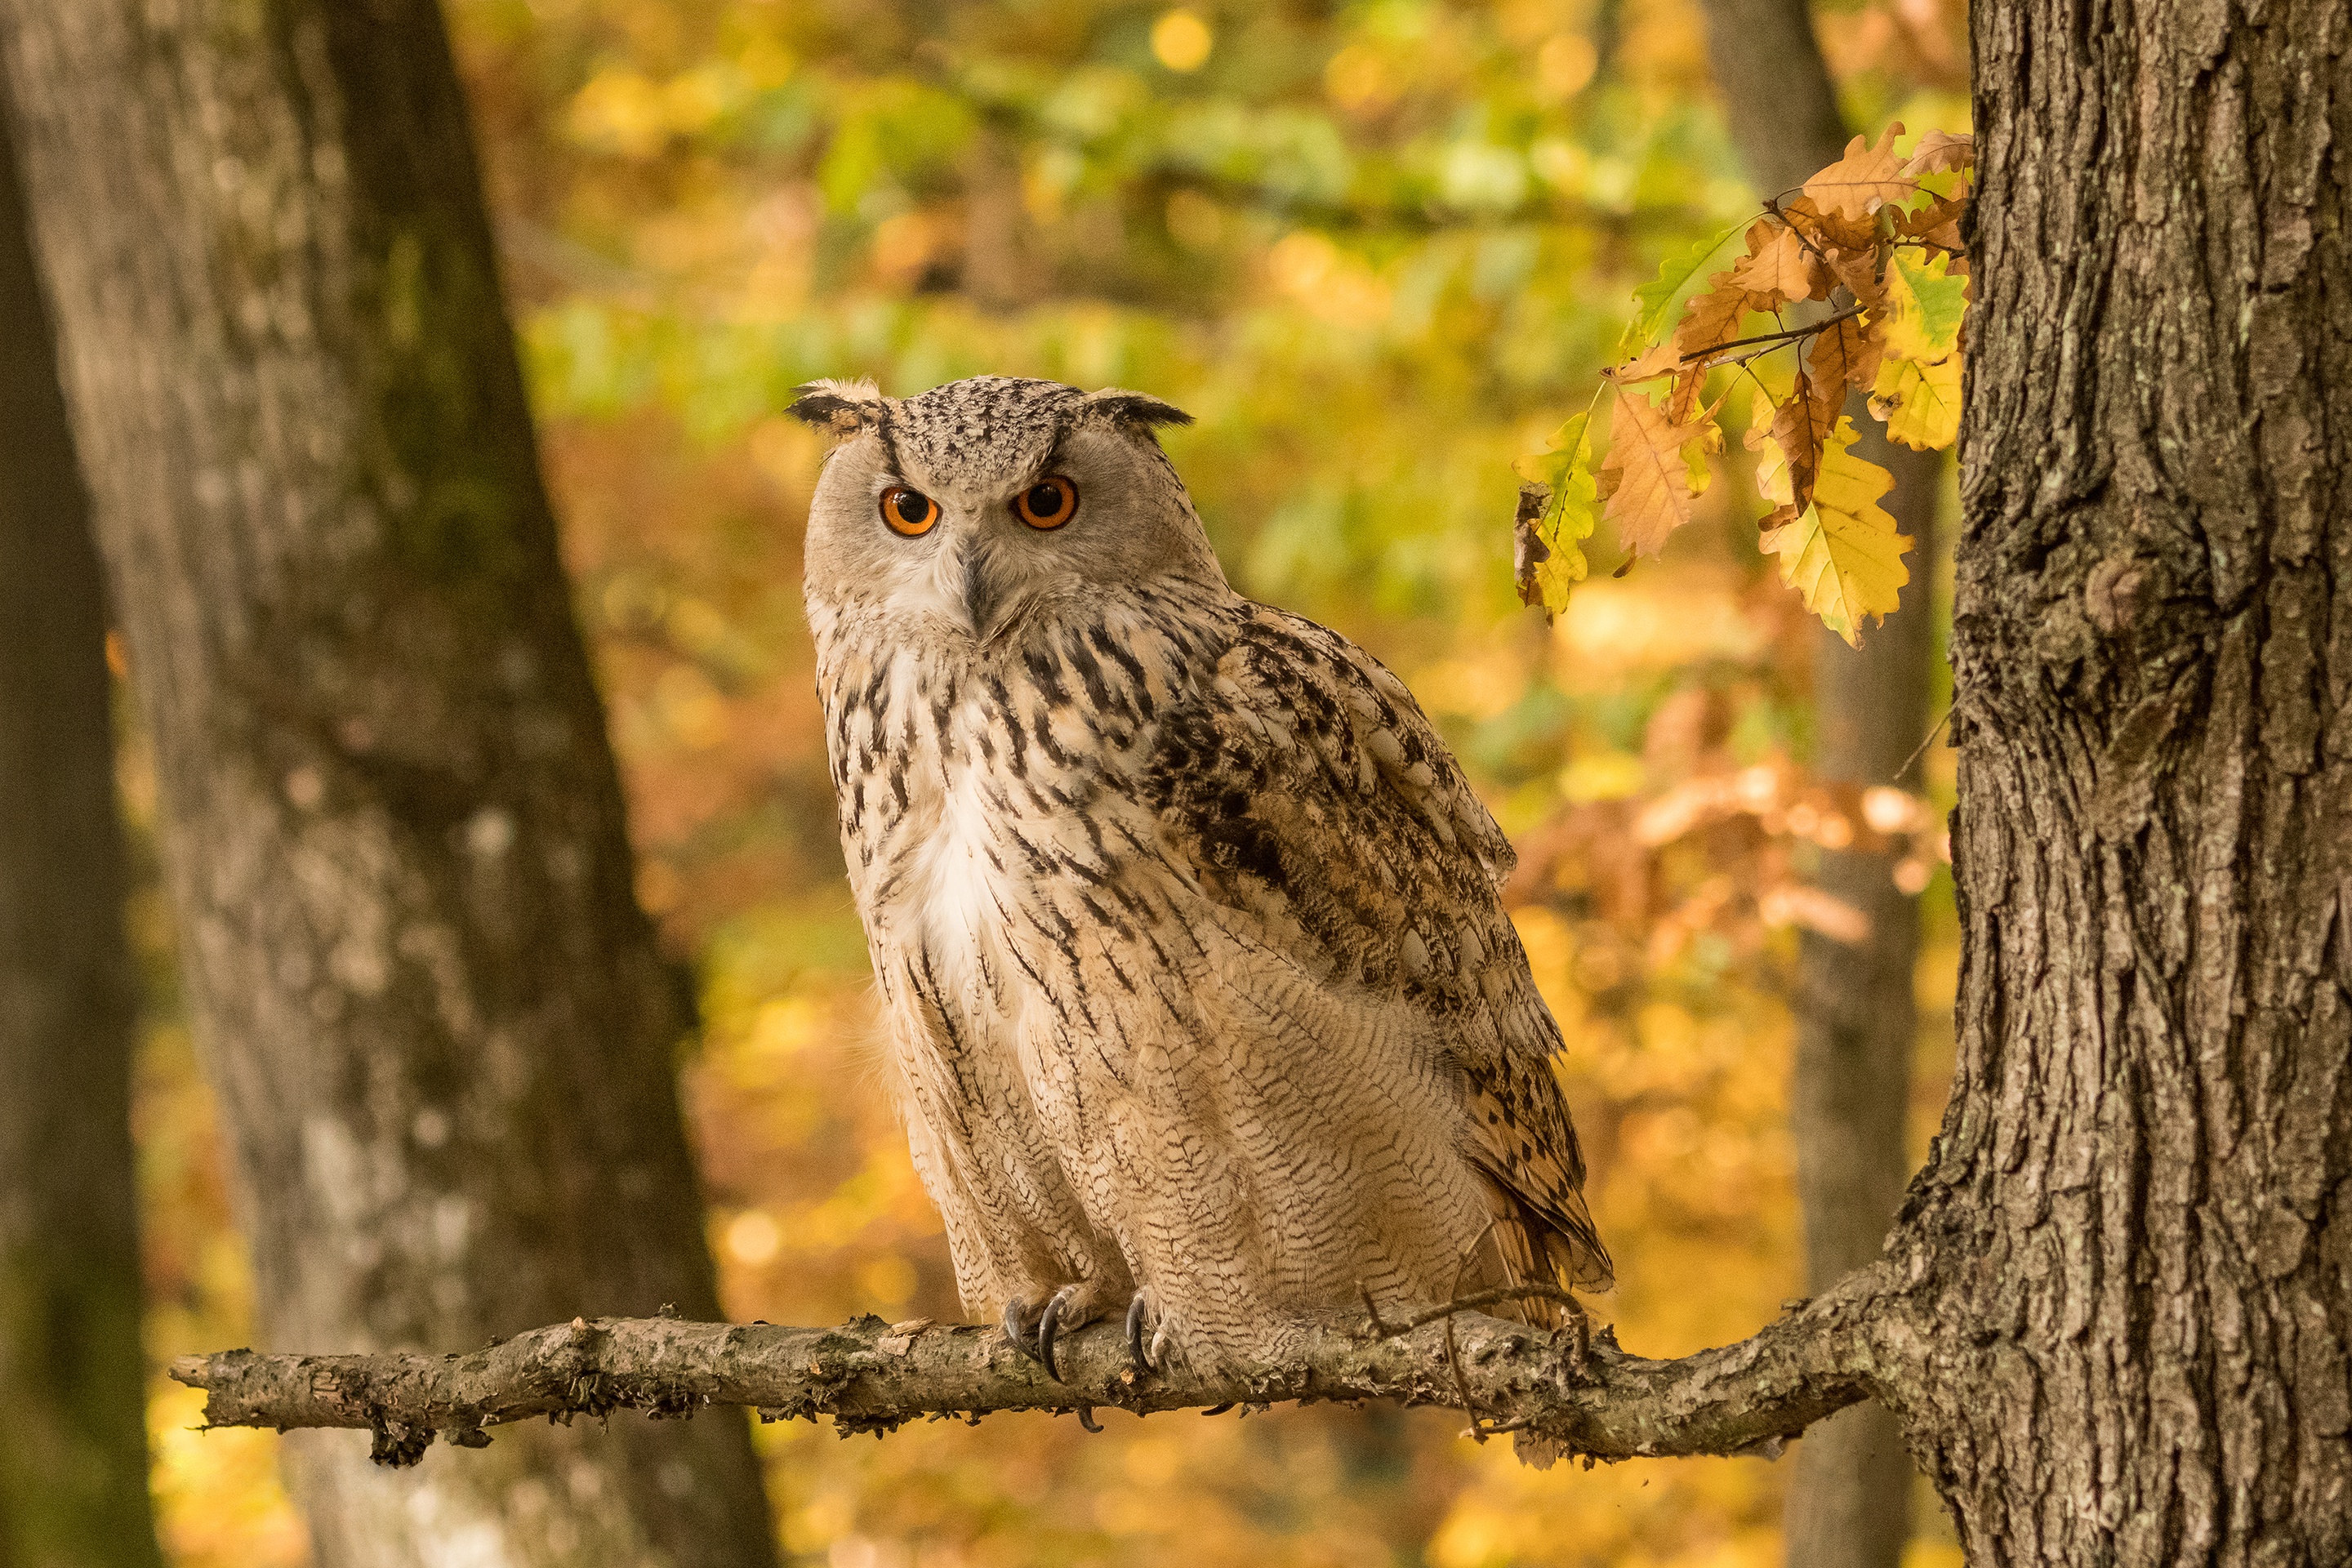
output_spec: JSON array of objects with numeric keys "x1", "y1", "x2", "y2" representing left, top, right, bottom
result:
[{"x1": 130, "y1": 1, "x2": 1970, "y2": 1563}]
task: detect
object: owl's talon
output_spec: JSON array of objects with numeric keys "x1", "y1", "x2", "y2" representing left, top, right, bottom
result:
[
  {"x1": 1036, "y1": 1288, "x2": 1077, "y2": 1382},
  {"x1": 1002, "y1": 1298, "x2": 1045, "y2": 1367},
  {"x1": 1125, "y1": 1293, "x2": 1156, "y2": 1378}
]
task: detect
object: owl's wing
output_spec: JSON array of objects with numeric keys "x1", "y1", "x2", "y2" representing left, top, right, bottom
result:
[{"x1": 1147, "y1": 603, "x2": 1611, "y2": 1294}]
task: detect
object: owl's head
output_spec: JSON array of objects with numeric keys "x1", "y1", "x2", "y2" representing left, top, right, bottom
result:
[{"x1": 791, "y1": 375, "x2": 1226, "y2": 642}]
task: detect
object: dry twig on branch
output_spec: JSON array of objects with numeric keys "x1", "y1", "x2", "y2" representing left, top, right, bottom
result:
[{"x1": 172, "y1": 1270, "x2": 1895, "y2": 1470}]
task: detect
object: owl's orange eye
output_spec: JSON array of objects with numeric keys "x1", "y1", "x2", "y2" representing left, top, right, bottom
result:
[
  {"x1": 879, "y1": 486, "x2": 940, "y2": 537},
  {"x1": 1013, "y1": 474, "x2": 1078, "y2": 530}
]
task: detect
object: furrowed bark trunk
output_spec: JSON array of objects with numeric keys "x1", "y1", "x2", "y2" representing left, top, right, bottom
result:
[
  {"x1": 0, "y1": 81, "x2": 164, "y2": 1568},
  {"x1": 1891, "y1": 2, "x2": 2352, "y2": 1561},
  {"x1": 0, "y1": 7, "x2": 778, "y2": 1565},
  {"x1": 1695, "y1": 4, "x2": 1942, "y2": 1563}
]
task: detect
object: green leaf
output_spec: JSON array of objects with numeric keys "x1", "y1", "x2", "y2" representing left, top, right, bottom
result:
[
  {"x1": 1623, "y1": 222, "x2": 1744, "y2": 354},
  {"x1": 1878, "y1": 250, "x2": 1967, "y2": 363}
]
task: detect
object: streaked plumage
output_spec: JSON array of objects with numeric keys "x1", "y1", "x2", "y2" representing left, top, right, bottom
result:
[{"x1": 795, "y1": 375, "x2": 1607, "y2": 1374}]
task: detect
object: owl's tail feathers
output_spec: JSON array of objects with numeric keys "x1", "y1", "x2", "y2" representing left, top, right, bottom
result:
[{"x1": 1477, "y1": 1191, "x2": 1613, "y2": 1330}]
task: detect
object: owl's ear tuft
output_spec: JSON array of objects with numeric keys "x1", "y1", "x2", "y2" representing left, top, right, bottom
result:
[
  {"x1": 789, "y1": 378, "x2": 884, "y2": 435},
  {"x1": 1087, "y1": 388, "x2": 1194, "y2": 432}
]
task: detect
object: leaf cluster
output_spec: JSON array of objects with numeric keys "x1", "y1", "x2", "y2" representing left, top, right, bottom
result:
[{"x1": 1515, "y1": 125, "x2": 1971, "y2": 647}]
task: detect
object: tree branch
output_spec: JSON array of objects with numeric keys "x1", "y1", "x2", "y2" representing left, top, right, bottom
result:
[{"x1": 172, "y1": 1271, "x2": 1895, "y2": 1470}]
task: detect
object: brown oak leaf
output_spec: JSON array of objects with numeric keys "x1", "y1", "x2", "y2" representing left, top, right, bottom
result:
[
  {"x1": 1770, "y1": 367, "x2": 1840, "y2": 514},
  {"x1": 1807, "y1": 313, "x2": 1882, "y2": 396},
  {"x1": 1900, "y1": 129, "x2": 1974, "y2": 177},
  {"x1": 1802, "y1": 122, "x2": 1912, "y2": 221},
  {"x1": 1729, "y1": 223, "x2": 1830, "y2": 307},
  {"x1": 1599, "y1": 390, "x2": 1709, "y2": 558}
]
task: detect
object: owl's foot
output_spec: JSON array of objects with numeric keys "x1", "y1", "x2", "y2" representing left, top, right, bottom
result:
[{"x1": 1003, "y1": 1285, "x2": 1089, "y2": 1382}]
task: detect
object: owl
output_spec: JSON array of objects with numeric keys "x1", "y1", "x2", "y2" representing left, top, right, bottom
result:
[{"x1": 794, "y1": 375, "x2": 1609, "y2": 1379}]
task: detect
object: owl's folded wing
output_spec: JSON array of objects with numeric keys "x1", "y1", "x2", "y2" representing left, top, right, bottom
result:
[{"x1": 1147, "y1": 603, "x2": 1611, "y2": 1291}]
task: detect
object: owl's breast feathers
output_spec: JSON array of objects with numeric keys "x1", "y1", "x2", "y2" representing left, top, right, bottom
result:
[
  {"x1": 817, "y1": 586, "x2": 1610, "y2": 1299},
  {"x1": 1139, "y1": 603, "x2": 1612, "y2": 1294}
]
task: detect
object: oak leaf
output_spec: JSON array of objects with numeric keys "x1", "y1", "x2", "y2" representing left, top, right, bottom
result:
[
  {"x1": 1599, "y1": 390, "x2": 1708, "y2": 558},
  {"x1": 1900, "y1": 129, "x2": 1975, "y2": 177},
  {"x1": 1778, "y1": 193, "x2": 1878, "y2": 255},
  {"x1": 1769, "y1": 368, "x2": 1840, "y2": 515},
  {"x1": 1673, "y1": 272, "x2": 1753, "y2": 359},
  {"x1": 1628, "y1": 225, "x2": 1743, "y2": 349},
  {"x1": 1878, "y1": 251, "x2": 1968, "y2": 364},
  {"x1": 1729, "y1": 222, "x2": 1830, "y2": 306},
  {"x1": 1897, "y1": 180, "x2": 1969, "y2": 252},
  {"x1": 1807, "y1": 313, "x2": 1881, "y2": 396},
  {"x1": 1869, "y1": 351, "x2": 1962, "y2": 450},
  {"x1": 1512, "y1": 411, "x2": 1598, "y2": 615},
  {"x1": 1802, "y1": 123, "x2": 1912, "y2": 221},
  {"x1": 1759, "y1": 416, "x2": 1911, "y2": 647},
  {"x1": 1606, "y1": 341, "x2": 1684, "y2": 383}
]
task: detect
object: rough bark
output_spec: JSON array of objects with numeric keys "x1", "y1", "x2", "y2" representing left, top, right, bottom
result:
[
  {"x1": 0, "y1": 6, "x2": 777, "y2": 1566},
  {"x1": 0, "y1": 77, "x2": 164, "y2": 1568},
  {"x1": 1695, "y1": 3, "x2": 1942, "y2": 1563},
  {"x1": 171, "y1": 1284, "x2": 1892, "y2": 1468},
  {"x1": 1890, "y1": 2, "x2": 2352, "y2": 1563}
]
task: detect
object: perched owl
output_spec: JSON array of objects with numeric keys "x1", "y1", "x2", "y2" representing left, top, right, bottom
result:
[{"x1": 794, "y1": 375, "x2": 1608, "y2": 1379}]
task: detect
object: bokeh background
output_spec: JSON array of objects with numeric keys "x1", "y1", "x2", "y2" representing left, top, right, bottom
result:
[{"x1": 132, "y1": 1, "x2": 1969, "y2": 1561}]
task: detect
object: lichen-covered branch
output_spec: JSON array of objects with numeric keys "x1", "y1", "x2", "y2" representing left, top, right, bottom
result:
[{"x1": 172, "y1": 1271, "x2": 1896, "y2": 1469}]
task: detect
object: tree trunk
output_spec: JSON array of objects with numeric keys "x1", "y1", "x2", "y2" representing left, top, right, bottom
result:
[
  {"x1": 0, "y1": 77, "x2": 164, "y2": 1568},
  {"x1": 1695, "y1": 4, "x2": 1940, "y2": 1563},
  {"x1": 1891, "y1": 2, "x2": 2352, "y2": 1561},
  {"x1": 0, "y1": 7, "x2": 778, "y2": 1565}
]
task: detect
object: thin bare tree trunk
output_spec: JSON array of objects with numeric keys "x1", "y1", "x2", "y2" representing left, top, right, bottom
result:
[
  {"x1": 0, "y1": 78, "x2": 164, "y2": 1568},
  {"x1": 0, "y1": 6, "x2": 777, "y2": 1564},
  {"x1": 1695, "y1": 4, "x2": 1942, "y2": 1563}
]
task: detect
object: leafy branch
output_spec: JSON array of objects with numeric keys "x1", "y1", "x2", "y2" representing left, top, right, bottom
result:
[
  {"x1": 172, "y1": 1270, "x2": 1899, "y2": 1472},
  {"x1": 1515, "y1": 124, "x2": 1972, "y2": 646}
]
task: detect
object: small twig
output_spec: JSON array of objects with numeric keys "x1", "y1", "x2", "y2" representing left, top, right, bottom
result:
[
  {"x1": 1356, "y1": 1281, "x2": 1389, "y2": 1339},
  {"x1": 1375, "y1": 1283, "x2": 1592, "y2": 1339},
  {"x1": 1895, "y1": 706, "x2": 1954, "y2": 782},
  {"x1": 1443, "y1": 1314, "x2": 1486, "y2": 1439},
  {"x1": 1682, "y1": 305, "x2": 1865, "y2": 365}
]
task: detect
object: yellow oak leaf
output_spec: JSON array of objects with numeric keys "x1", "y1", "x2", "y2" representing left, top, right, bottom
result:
[
  {"x1": 1760, "y1": 416, "x2": 1911, "y2": 647},
  {"x1": 1878, "y1": 251, "x2": 1968, "y2": 363},
  {"x1": 1598, "y1": 389, "x2": 1708, "y2": 558},
  {"x1": 1900, "y1": 129, "x2": 1974, "y2": 177},
  {"x1": 1729, "y1": 223, "x2": 1829, "y2": 307},
  {"x1": 1802, "y1": 122, "x2": 1912, "y2": 221},
  {"x1": 1512, "y1": 411, "x2": 1597, "y2": 614},
  {"x1": 1869, "y1": 351, "x2": 1962, "y2": 450},
  {"x1": 1606, "y1": 340, "x2": 1684, "y2": 382}
]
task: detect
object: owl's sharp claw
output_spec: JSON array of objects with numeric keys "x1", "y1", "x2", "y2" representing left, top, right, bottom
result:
[
  {"x1": 1002, "y1": 1298, "x2": 1045, "y2": 1367},
  {"x1": 1125, "y1": 1293, "x2": 1156, "y2": 1378},
  {"x1": 1036, "y1": 1289, "x2": 1074, "y2": 1382}
]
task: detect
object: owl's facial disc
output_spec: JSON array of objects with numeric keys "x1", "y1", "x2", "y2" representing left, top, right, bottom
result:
[{"x1": 800, "y1": 379, "x2": 1227, "y2": 643}]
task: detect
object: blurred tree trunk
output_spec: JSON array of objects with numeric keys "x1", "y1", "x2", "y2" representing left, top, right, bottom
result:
[
  {"x1": 1695, "y1": 5, "x2": 1940, "y2": 1565},
  {"x1": 0, "y1": 82, "x2": 165, "y2": 1568},
  {"x1": 0, "y1": 6, "x2": 777, "y2": 1566}
]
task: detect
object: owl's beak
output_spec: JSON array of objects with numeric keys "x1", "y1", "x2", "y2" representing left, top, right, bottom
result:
[{"x1": 956, "y1": 537, "x2": 1013, "y2": 642}]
